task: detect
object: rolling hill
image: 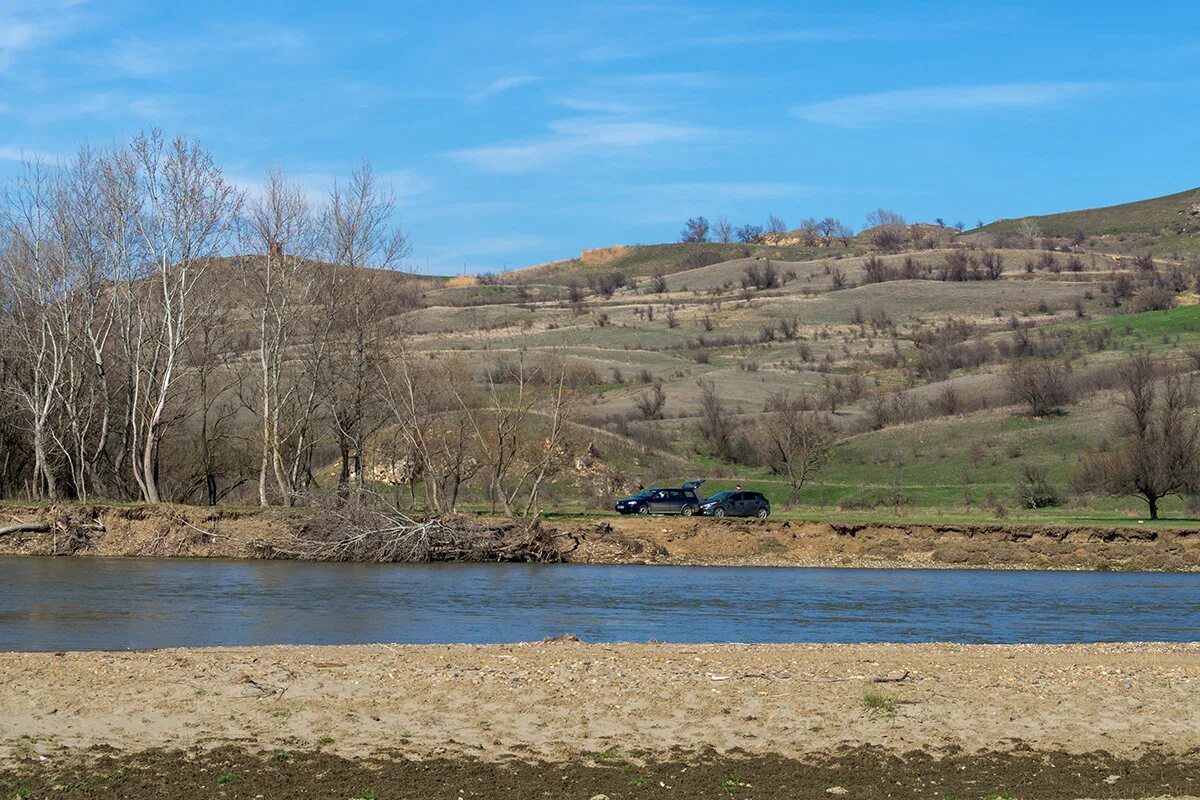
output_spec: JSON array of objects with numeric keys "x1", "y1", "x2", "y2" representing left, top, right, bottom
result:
[{"x1": 973, "y1": 186, "x2": 1200, "y2": 257}]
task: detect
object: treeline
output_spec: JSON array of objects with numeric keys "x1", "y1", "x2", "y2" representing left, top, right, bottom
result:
[{"x1": 0, "y1": 131, "x2": 580, "y2": 514}]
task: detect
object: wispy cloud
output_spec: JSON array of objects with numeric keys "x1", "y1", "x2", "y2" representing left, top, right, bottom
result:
[
  {"x1": 468, "y1": 74, "x2": 541, "y2": 102},
  {"x1": 0, "y1": 144, "x2": 60, "y2": 162},
  {"x1": 0, "y1": 0, "x2": 90, "y2": 71},
  {"x1": 100, "y1": 23, "x2": 308, "y2": 78},
  {"x1": 450, "y1": 117, "x2": 710, "y2": 173},
  {"x1": 792, "y1": 82, "x2": 1114, "y2": 127}
]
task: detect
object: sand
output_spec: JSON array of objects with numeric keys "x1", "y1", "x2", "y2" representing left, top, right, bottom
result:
[
  {"x1": 2, "y1": 641, "x2": 1199, "y2": 798},
  {"x1": 2, "y1": 641, "x2": 1197, "y2": 760}
]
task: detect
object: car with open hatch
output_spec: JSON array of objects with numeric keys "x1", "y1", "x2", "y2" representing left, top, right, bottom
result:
[{"x1": 614, "y1": 480, "x2": 705, "y2": 516}]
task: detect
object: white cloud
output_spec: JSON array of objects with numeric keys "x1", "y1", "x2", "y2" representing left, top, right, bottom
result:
[
  {"x1": 101, "y1": 23, "x2": 308, "y2": 78},
  {"x1": 450, "y1": 117, "x2": 709, "y2": 173},
  {"x1": 0, "y1": 144, "x2": 60, "y2": 162},
  {"x1": 792, "y1": 82, "x2": 1113, "y2": 127},
  {"x1": 0, "y1": 0, "x2": 89, "y2": 70},
  {"x1": 468, "y1": 74, "x2": 541, "y2": 102}
]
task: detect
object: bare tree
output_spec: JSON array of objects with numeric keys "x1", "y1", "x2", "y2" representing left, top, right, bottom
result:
[
  {"x1": 1075, "y1": 355, "x2": 1200, "y2": 519},
  {"x1": 241, "y1": 168, "x2": 319, "y2": 505},
  {"x1": 765, "y1": 215, "x2": 787, "y2": 244},
  {"x1": 633, "y1": 381, "x2": 667, "y2": 420},
  {"x1": 680, "y1": 216, "x2": 710, "y2": 243},
  {"x1": 736, "y1": 224, "x2": 764, "y2": 244},
  {"x1": 696, "y1": 378, "x2": 737, "y2": 460},
  {"x1": 321, "y1": 159, "x2": 414, "y2": 495},
  {"x1": 864, "y1": 208, "x2": 906, "y2": 252},
  {"x1": 0, "y1": 159, "x2": 69, "y2": 498},
  {"x1": 713, "y1": 216, "x2": 734, "y2": 244},
  {"x1": 126, "y1": 130, "x2": 242, "y2": 503},
  {"x1": 797, "y1": 217, "x2": 819, "y2": 246},
  {"x1": 752, "y1": 392, "x2": 834, "y2": 501}
]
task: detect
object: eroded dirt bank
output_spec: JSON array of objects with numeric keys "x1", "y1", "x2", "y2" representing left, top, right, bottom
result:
[
  {"x1": 3, "y1": 502, "x2": 1200, "y2": 570},
  {"x1": 1, "y1": 642, "x2": 1198, "y2": 798}
]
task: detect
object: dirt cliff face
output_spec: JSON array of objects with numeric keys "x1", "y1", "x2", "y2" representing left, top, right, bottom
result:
[
  {"x1": 564, "y1": 517, "x2": 1200, "y2": 571},
  {"x1": 2, "y1": 503, "x2": 1199, "y2": 570}
]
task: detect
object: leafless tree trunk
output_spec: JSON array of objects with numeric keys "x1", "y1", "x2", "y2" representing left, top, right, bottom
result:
[
  {"x1": 242, "y1": 169, "x2": 318, "y2": 505},
  {"x1": 126, "y1": 130, "x2": 241, "y2": 503},
  {"x1": 0, "y1": 158, "x2": 69, "y2": 499}
]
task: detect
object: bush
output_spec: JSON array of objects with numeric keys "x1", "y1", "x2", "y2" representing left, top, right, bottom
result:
[
  {"x1": 1014, "y1": 464, "x2": 1063, "y2": 508},
  {"x1": 742, "y1": 260, "x2": 781, "y2": 290},
  {"x1": 1008, "y1": 361, "x2": 1073, "y2": 416},
  {"x1": 1130, "y1": 285, "x2": 1177, "y2": 313}
]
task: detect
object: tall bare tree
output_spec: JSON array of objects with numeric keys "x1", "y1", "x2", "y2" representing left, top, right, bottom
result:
[
  {"x1": 241, "y1": 168, "x2": 319, "y2": 505},
  {"x1": 321, "y1": 159, "x2": 412, "y2": 495},
  {"x1": 0, "y1": 159, "x2": 70, "y2": 498},
  {"x1": 125, "y1": 130, "x2": 241, "y2": 503}
]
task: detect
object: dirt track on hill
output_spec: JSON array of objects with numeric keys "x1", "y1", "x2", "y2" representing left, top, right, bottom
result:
[{"x1": 2, "y1": 502, "x2": 1199, "y2": 570}]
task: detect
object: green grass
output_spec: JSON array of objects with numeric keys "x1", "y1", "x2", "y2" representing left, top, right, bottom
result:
[
  {"x1": 861, "y1": 690, "x2": 899, "y2": 716},
  {"x1": 1069, "y1": 303, "x2": 1200, "y2": 352},
  {"x1": 976, "y1": 186, "x2": 1200, "y2": 255},
  {"x1": 504, "y1": 241, "x2": 861, "y2": 285}
]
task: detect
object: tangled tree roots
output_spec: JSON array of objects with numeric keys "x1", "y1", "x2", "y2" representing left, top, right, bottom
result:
[{"x1": 280, "y1": 502, "x2": 574, "y2": 563}]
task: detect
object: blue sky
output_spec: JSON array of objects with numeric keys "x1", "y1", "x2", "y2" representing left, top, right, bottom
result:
[{"x1": 1, "y1": 1, "x2": 1198, "y2": 274}]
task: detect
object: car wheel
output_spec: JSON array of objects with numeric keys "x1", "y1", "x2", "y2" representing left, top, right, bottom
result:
[
  {"x1": 713, "y1": 507, "x2": 725, "y2": 518},
  {"x1": 637, "y1": 505, "x2": 649, "y2": 515},
  {"x1": 681, "y1": 505, "x2": 694, "y2": 516},
  {"x1": 756, "y1": 507, "x2": 770, "y2": 520}
]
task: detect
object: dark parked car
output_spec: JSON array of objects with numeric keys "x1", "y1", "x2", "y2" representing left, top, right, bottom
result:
[
  {"x1": 615, "y1": 480, "x2": 705, "y2": 516},
  {"x1": 700, "y1": 490, "x2": 771, "y2": 519}
]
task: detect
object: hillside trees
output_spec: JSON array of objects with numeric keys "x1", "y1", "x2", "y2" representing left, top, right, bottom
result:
[
  {"x1": 1074, "y1": 355, "x2": 1200, "y2": 520},
  {"x1": 0, "y1": 133, "x2": 435, "y2": 508}
]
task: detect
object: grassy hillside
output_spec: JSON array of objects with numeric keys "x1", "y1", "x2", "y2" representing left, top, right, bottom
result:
[
  {"x1": 502, "y1": 241, "x2": 865, "y2": 285},
  {"x1": 974, "y1": 187, "x2": 1200, "y2": 257}
]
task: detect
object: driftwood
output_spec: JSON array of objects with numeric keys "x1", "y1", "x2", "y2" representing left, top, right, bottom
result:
[
  {"x1": 0, "y1": 521, "x2": 51, "y2": 536},
  {"x1": 272, "y1": 499, "x2": 572, "y2": 563}
]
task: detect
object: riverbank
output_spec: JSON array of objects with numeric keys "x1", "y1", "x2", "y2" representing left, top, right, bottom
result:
[
  {"x1": 3, "y1": 501, "x2": 1200, "y2": 570},
  {"x1": 2, "y1": 642, "x2": 1198, "y2": 798}
]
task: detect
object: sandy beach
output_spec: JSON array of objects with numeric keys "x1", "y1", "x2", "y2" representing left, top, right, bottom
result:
[{"x1": 2, "y1": 641, "x2": 1199, "y2": 798}]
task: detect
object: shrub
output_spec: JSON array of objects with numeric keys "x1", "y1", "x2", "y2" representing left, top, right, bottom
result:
[
  {"x1": 1130, "y1": 285, "x2": 1177, "y2": 313},
  {"x1": 1008, "y1": 361, "x2": 1073, "y2": 416},
  {"x1": 1014, "y1": 464, "x2": 1063, "y2": 508}
]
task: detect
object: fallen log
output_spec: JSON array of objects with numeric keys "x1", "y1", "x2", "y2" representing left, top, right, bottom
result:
[{"x1": 0, "y1": 522, "x2": 51, "y2": 536}]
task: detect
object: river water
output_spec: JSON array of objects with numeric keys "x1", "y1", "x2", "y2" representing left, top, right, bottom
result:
[{"x1": 1, "y1": 557, "x2": 1198, "y2": 651}]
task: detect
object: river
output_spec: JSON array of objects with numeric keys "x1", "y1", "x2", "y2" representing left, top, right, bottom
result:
[{"x1": 2, "y1": 556, "x2": 1198, "y2": 650}]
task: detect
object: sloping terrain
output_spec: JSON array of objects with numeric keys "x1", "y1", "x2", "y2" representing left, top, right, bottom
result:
[{"x1": 974, "y1": 186, "x2": 1200, "y2": 256}]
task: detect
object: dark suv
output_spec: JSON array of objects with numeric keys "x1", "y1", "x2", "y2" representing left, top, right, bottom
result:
[
  {"x1": 700, "y1": 490, "x2": 771, "y2": 519},
  {"x1": 615, "y1": 480, "x2": 705, "y2": 516}
]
